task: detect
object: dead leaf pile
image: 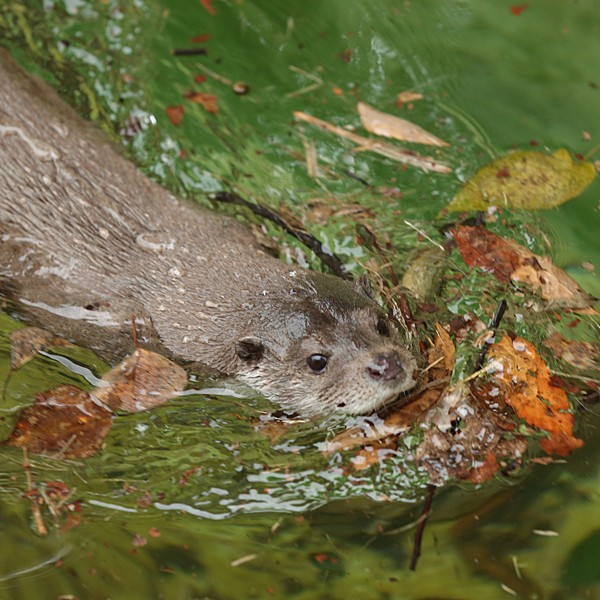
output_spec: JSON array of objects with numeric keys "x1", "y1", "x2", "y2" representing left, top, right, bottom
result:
[
  {"x1": 452, "y1": 225, "x2": 595, "y2": 309},
  {"x1": 327, "y1": 321, "x2": 586, "y2": 485}
]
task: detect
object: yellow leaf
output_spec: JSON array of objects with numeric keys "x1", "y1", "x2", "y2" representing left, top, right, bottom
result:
[{"x1": 447, "y1": 148, "x2": 596, "y2": 211}]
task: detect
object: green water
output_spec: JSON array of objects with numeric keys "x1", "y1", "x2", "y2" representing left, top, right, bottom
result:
[{"x1": 1, "y1": 1, "x2": 599, "y2": 598}]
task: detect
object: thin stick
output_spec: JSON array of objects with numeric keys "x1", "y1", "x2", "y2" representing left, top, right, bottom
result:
[
  {"x1": 409, "y1": 483, "x2": 436, "y2": 570},
  {"x1": 475, "y1": 299, "x2": 508, "y2": 370},
  {"x1": 294, "y1": 111, "x2": 451, "y2": 174},
  {"x1": 22, "y1": 449, "x2": 48, "y2": 536},
  {"x1": 212, "y1": 191, "x2": 351, "y2": 279}
]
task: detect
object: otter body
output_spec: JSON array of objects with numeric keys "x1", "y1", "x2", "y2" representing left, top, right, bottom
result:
[{"x1": 0, "y1": 50, "x2": 417, "y2": 415}]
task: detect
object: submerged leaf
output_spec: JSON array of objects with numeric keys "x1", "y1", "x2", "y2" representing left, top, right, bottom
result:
[
  {"x1": 93, "y1": 348, "x2": 187, "y2": 412},
  {"x1": 4, "y1": 385, "x2": 113, "y2": 458},
  {"x1": 543, "y1": 332, "x2": 599, "y2": 370},
  {"x1": 447, "y1": 149, "x2": 596, "y2": 211},
  {"x1": 9, "y1": 326, "x2": 70, "y2": 370},
  {"x1": 357, "y1": 101, "x2": 449, "y2": 147}
]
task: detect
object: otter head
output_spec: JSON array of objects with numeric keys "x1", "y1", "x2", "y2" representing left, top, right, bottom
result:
[{"x1": 233, "y1": 272, "x2": 418, "y2": 416}]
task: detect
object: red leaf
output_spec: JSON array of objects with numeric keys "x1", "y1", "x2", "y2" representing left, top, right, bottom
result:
[
  {"x1": 200, "y1": 0, "x2": 215, "y2": 15},
  {"x1": 166, "y1": 105, "x2": 184, "y2": 126},
  {"x1": 510, "y1": 4, "x2": 528, "y2": 15}
]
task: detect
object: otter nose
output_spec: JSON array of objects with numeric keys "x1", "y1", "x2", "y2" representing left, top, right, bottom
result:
[{"x1": 366, "y1": 352, "x2": 404, "y2": 381}]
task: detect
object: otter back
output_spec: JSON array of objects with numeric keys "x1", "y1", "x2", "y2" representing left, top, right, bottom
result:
[{"x1": 0, "y1": 50, "x2": 417, "y2": 415}]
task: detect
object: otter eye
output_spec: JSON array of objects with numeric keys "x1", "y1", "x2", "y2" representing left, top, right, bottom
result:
[
  {"x1": 376, "y1": 317, "x2": 390, "y2": 336},
  {"x1": 307, "y1": 354, "x2": 328, "y2": 373}
]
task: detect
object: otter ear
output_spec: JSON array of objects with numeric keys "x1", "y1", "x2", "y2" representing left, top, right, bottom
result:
[
  {"x1": 236, "y1": 336, "x2": 264, "y2": 362},
  {"x1": 355, "y1": 273, "x2": 375, "y2": 300}
]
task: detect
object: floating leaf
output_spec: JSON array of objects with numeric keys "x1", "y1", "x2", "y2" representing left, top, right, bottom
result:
[
  {"x1": 447, "y1": 149, "x2": 596, "y2": 211},
  {"x1": 395, "y1": 90, "x2": 423, "y2": 106},
  {"x1": 166, "y1": 104, "x2": 184, "y2": 126},
  {"x1": 184, "y1": 91, "x2": 218, "y2": 114},
  {"x1": 487, "y1": 335, "x2": 584, "y2": 456},
  {"x1": 452, "y1": 225, "x2": 596, "y2": 309},
  {"x1": 93, "y1": 348, "x2": 187, "y2": 412},
  {"x1": 357, "y1": 101, "x2": 449, "y2": 147},
  {"x1": 9, "y1": 326, "x2": 70, "y2": 370},
  {"x1": 4, "y1": 385, "x2": 113, "y2": 458}
]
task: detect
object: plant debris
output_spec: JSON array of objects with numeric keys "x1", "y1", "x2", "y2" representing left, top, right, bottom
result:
[
  {"x1": 485, "y1": 335, "x2": 584, "y2": 456},
  {"x1": 293, "y1": 111, "x2": 451, "y2": 173},
  {"x1": 3, "y1": 344, "x2": 187, "y2": 457},
  {"x1": 543, "y1": 332, "x2": 599, "y2": 370},
  {"x1": 166, "y1": 104, "x2": 184, "y2": 126},
  {"x1": 184, "y1": 90, "x2": 219, "y2": 114}
]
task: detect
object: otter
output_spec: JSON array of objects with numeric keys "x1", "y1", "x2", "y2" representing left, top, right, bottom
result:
[{"x1": 0, "y1": 49, "x2": 417, "y2": 416}]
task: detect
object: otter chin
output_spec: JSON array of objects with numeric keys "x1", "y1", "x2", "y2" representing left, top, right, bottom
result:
[{"x1": 0, "y1": 50, "x2": 418, "y2": 417}]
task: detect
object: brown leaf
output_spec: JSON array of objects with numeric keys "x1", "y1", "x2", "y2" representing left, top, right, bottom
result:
[
  {"x1": 10, "y1": 327, "x2": 70, "y2": 370},
  {"x1": 166, "y1": 105, "x2": 184, "y2": 126},
  {"x1": 184, "y1": 91, "x2": 218, "y2": 114},
  {"x1": 487, "y1": 335, "x2": 584, "y2": 456},
  {"x1": 415, "y1": 382, "x2": 528, "y2": 484},
  {"x1": 93, "y1": 349, "x2": 187, "y2": 412},
  {"x1": 357, "y1": 101, "x2": 449, "y2": 147},
  {"x1": 452, "y1": 225, "x2": 595, "y2": 309},
  {"x1": 395, "y1": 91, "x2": 423, "y2": 106},
  {"x1": 543, "y1": 332, "x2": 599, "y2": 370},
  {"x1": 4, "y1": 385, "x2": 113, "y2": 458}
]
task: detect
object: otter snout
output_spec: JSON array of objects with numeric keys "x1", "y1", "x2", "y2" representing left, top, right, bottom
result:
[{"x1": 366, "y1": 352, "x2": 404, "y2": 382}]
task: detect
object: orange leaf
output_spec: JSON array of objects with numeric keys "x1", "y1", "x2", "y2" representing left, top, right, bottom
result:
[{"x1": 488, "y1": 335, "x2": 583, "y2": 456}]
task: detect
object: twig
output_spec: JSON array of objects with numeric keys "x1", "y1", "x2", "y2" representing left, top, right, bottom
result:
[
  {"x1": 172, "y1": 48, "x2": 208, "y2": 57},
  {"x1": 286, "y1": 66, "x2": 324, "y2": 98},
  {"x1": 403, "y1": 220, "x2": 445, "y2": 251},
  {"x1": 22, "y1": 449, "x2": 48, "y2": 536},
  {"x1": 293, "y1": 111, "x2": 451, "y2": 174},
  {"x1": 409, "y1": 483, "x2": 436, "y2": 570},
  {"x1": 475, "y1": 299, "x2": 508, "y2": 370},
  {"x1": 195, "y1": 62, "x2": 232, "y2": 85},
  {"x1": 355, "y1": 224, "x2": 417, "y2": 336},
  {"x1": 212, "y1": 191, "x2": 351, "y2": 279}
]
